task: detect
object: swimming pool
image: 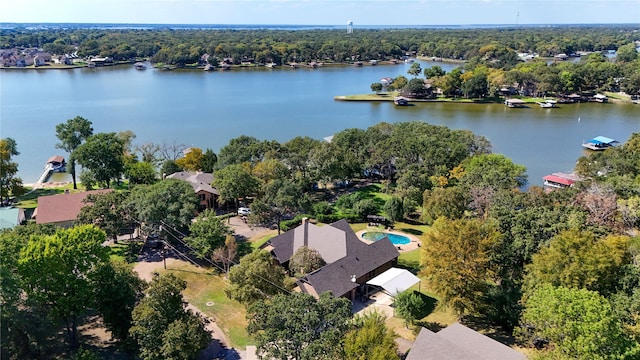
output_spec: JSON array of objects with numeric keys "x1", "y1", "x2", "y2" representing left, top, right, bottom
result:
[{"x1": 362, "y1": 231, "x2": 411, "y2": 245}]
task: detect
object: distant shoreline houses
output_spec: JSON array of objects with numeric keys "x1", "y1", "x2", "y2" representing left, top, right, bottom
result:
[{"x1": 0, "y1": 48, "x2": 114, "y2": 68}]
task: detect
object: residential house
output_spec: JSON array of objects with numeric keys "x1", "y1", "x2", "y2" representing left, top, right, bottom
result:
[
  {"x1": 33, "y1": 52, "x2": 52, "y2": 67},
  {"x1": 0, "y1": 207, "x2": 26, "y2": 230},
  {"x1": 166, "y1": 172, "x2": 219, "y2": 212},
  {"x1": 34, "y1": 189, "x2": 112, "y2": 228},
  {"x1": 53, "y1": 55, "x2": 73, "y2": 65},
  {"x1": 406, "y1": 323, "x2": 526, "y2": 360},
  {"x1": 263, "y1": 218, "x2": 400, "y2": 300}
]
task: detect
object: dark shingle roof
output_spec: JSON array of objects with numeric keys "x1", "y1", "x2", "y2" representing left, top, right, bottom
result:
[
  {"x1": 268, "y1": 218, "x2": 400, "y2": 298},
  {"x1": 407, "y1": 323, "x2": 526, "y2": 360}
]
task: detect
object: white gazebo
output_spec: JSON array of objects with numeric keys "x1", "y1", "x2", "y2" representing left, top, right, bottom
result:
[{"x1": 366, "y1": 267, "x2": 420, "y2": 296}]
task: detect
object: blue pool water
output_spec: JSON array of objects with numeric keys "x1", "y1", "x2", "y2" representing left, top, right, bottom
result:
[{"x1": 362, "y1": 232, "x2": 411, "y2": 245}]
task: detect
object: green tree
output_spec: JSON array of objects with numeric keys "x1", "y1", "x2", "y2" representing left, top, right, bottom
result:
[
  {"x1": 130, "y1": 273, "x2": 210, "y2": 360},
  {"x1": 18, "y1": 225, "x2": 109, "y2": 349},
  {"x1": 518, "y1": 284, "x2": 639, "y2": 359},
  {"x1": 128, "y1": 179, "x2": 197, "y2": 231},
  {"x1": 201, "y1": 148, "x2": 217, "y2": 173},
  {"x1": 213, "y1": 164, "x2": 261, "y2": 211},
  {"x1": 403, "y1": 77, "x2": 428, "y2": 97},
  {"x1": 615, "y1": 43, "x2": 638, "y2": 63},
  {"x1": 421, "y1": 186, "x2": 467, "y2": 224},
  {"x1": 391, "y1": 75, "x2": 408, "y2": 90},
  {"x1": 459, "y1": 153, "x2": 527, "y2": 190},
  {"x1": 77, "y1": 191, "x2": 130, "y2": 242},
  {"x1": 343, "y1": 311, "x2": 400, "y2": 360},
  {"x1": 225, "y1": 250, "x2": 286, "y2": 305},
  {"x1": 289, "y1": 246, "x2": 326, "y2": 278},
  {"x1": 370, "y1": 82, "x2": 383, "y2": 93},
  {"x1": 383, "y1": 196, "x2": 404, "y2": 224},
  {"x1": 524, "y1": 230, "x2": 630, "y2": 296},
  {"x1": 1, "y1": 226, "x2": 58, "y2": 358},
  {"x1": 247, "y1": 292, "x2": 352, "y2": 360},
  {"x1": 74, "y1": 132, "x2": 125, "y2": 188},
  {"x1": 424, "y1": 65, "x2": 446, "y2": 78},
  {"x1": 394, "y1": 290, "x2": 426, "y2": 327},
  {"x1": 55, "y1": 116, "x2": 94, "y2": 189},
  {"x1": 421, "y1": 218, "x2": 499, "y2": 317},
  {"x1": 91, "y1": 260, "x2": 146, "y2": 342},
  {"x1": 0, "y1": 137, "x2": 25, "y2": 203},
  {"x1": 185, "y1": 209, "x2": 231, "y2": 260},
  {"x1": 125, "y1": 160, "x2": 157, "y2": 185},
  {"x1": 407, "y1": 62, "x2": 422, "y2": 77}
]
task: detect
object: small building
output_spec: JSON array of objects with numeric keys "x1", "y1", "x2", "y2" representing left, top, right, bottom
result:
[
  {"x1": 554, "y1": 53, "x2": 568, "y2": 61},
  {"x1": 0, "y1": 207, "x2": 26, "y2": 230},
  {"x1": 166, "y1": 172, "x2": 219, "y2": 212},
  {"x1": 591, "y1": 94, "x2": 609, "y2": 103},
  {"x1": 504, "y1": 98, "x2": 527, "y2": 108},
  {"x1": 406, "y1": 323, "x2": 526, "y2": 360},
  {"x1": 380, "y1": 77, "x2": 393, "y2": 87},
  {"x1": 582, "y1": 136, "x2": 619, "y2": 151},
  {"x1": 34, "y1": 189, "x2": 113, "y2": 228},
  {"x1": 394, "y1": 96, "x2": 409, "y2": 106},
  {"x1": 543, "y1": 174, "x2": 576, "y2": 189}
]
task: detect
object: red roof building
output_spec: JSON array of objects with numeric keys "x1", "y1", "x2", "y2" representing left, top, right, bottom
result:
[
  {"x1": 543, "y1": 174, "x2": 576, "y2": 189},
  {"x1": 34, "y1": 189, "x2": 112, "y2": 228}
]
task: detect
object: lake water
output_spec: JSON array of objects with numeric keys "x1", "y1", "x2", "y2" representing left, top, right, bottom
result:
[{"x1": 1, "y1": 61, "x2": 638, "y2": 185}]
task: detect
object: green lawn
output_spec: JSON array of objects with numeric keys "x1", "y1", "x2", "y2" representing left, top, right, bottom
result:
[
  {"x1": 250, "y1": 231, "x2": 277, "y2": 250},
  {"x1": 16, "y1": 187, "x2": 70, "y2": 208},
  {"x1": 159, "y1": 263, "x2": 254, "y2": 349}
]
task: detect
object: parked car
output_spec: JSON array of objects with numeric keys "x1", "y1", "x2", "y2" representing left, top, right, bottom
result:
[{"x1": 238, "y1": 207, "x2": 251, "y2": 215}]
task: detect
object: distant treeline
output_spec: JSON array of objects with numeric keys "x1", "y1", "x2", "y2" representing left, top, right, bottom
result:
[{"x1": 1, "y1": 25, "x2": 638, "y2": 67}]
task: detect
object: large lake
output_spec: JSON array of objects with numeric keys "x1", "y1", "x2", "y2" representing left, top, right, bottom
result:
[{"x1": 1, "y1": 61, "x2": 638, "y2": 185}]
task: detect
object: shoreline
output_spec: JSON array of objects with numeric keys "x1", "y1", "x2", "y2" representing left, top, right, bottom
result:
[{"x1": 334, "y1": 93, "x2": 636, "y2": 105}]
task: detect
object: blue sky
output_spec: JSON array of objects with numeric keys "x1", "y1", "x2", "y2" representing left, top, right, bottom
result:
[{"x1": 2, "y1": 0, "x2": 639, "y2": 25}]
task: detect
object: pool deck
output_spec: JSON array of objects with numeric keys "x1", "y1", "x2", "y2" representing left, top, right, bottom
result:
[{"x1": 356, "y1": 228, "x2": 421, "y2": 253}]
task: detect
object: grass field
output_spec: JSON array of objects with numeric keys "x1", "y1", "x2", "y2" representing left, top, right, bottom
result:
[{"x1": 158, "y1": 263, "x2": 253, "y2": 349}]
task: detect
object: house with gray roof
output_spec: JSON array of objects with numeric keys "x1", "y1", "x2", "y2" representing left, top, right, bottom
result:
[
  {"x1": 166, "y1": 172, "x2": 219, "y2": 212},
  {"x1": 264, "y1": 218, "x2": 400, "y2": 300},
  {"x1": 406, "y1": 323, "x2": 526, "y2": 360}
]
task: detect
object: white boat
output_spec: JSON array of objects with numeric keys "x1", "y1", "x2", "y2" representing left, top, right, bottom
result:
[{"x1": 134, "y1": 62, "x2": 147, "y2": 70}]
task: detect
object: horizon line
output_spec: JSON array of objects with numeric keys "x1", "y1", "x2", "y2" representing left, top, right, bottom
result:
[{"x1": 1, "y1": 21, "x2": 638, "y2": 26}]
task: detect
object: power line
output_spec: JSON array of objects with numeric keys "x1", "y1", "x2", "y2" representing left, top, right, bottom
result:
[{"x1": 159, "y1": 219, "x2": 292, "y2": 295}]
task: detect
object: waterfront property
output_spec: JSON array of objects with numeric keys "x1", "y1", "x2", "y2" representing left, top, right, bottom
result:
[
  {"x1": 582, "y1": 136, "x2": 619, "y2": 151},
  {"x1": 34, "y1": 189, "x2": 112, "y2": 228},
  {"x1": 543, "y1": 172, "x2": 580, "y2": 189},
  {"x1": 166, "y1": 171, "x2": 219, "y2": 212},
  {"x1": 262, "y1": 218, "x2": 399, "y2": 301},
  {"x1": 504, "y1": 98, "x2": 527, "y2": 108},
  {"x1": 394, "y1": 96, "x2": 409, "y2": 106},
  {"x1": 407, "y1": 323, "x2": 526, "y2": 360},
  {"x1": 36, "y1": 155, "x2": 66, "y2": 184}
]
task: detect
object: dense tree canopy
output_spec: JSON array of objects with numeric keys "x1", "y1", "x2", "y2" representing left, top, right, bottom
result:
[
  {"x1": 225, "y1": 250, "x2": 287, "y2": 305},
  {"x1": 130, "y1": 273, "x2": 210, "y2": 360},
  {"x1": 74, "y1": 132, "x2": 125, "y2": 188},
  {"x1": 18, "y1": 225, "x2": 109, "y2": 349},
  {"x1": 247, "y1": 292, "x2": 352, "y2": 360},
  {"x1": 518, "y1": 284, "x2": 639, "y2": 359},
  {"x1": 185, "y1": 209, "x2": 231, "y2": 260},
  {"x1": 128, "y1": 179, "x2": 198, "y2": 231},
  {"x1": 421, "y1": 217, "x2": 500, "y2": 317}
]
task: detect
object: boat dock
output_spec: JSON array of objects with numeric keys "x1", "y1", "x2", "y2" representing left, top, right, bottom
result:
[
  {"x1": 582, "y1": 136, "x2": 619, "y2": 151},
  {"x1": 36, "y1": 156, "x2": 66, "y2": 184},
  {"x1": 504, "y1": 98, "x2": 527, "y2": 108}
]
